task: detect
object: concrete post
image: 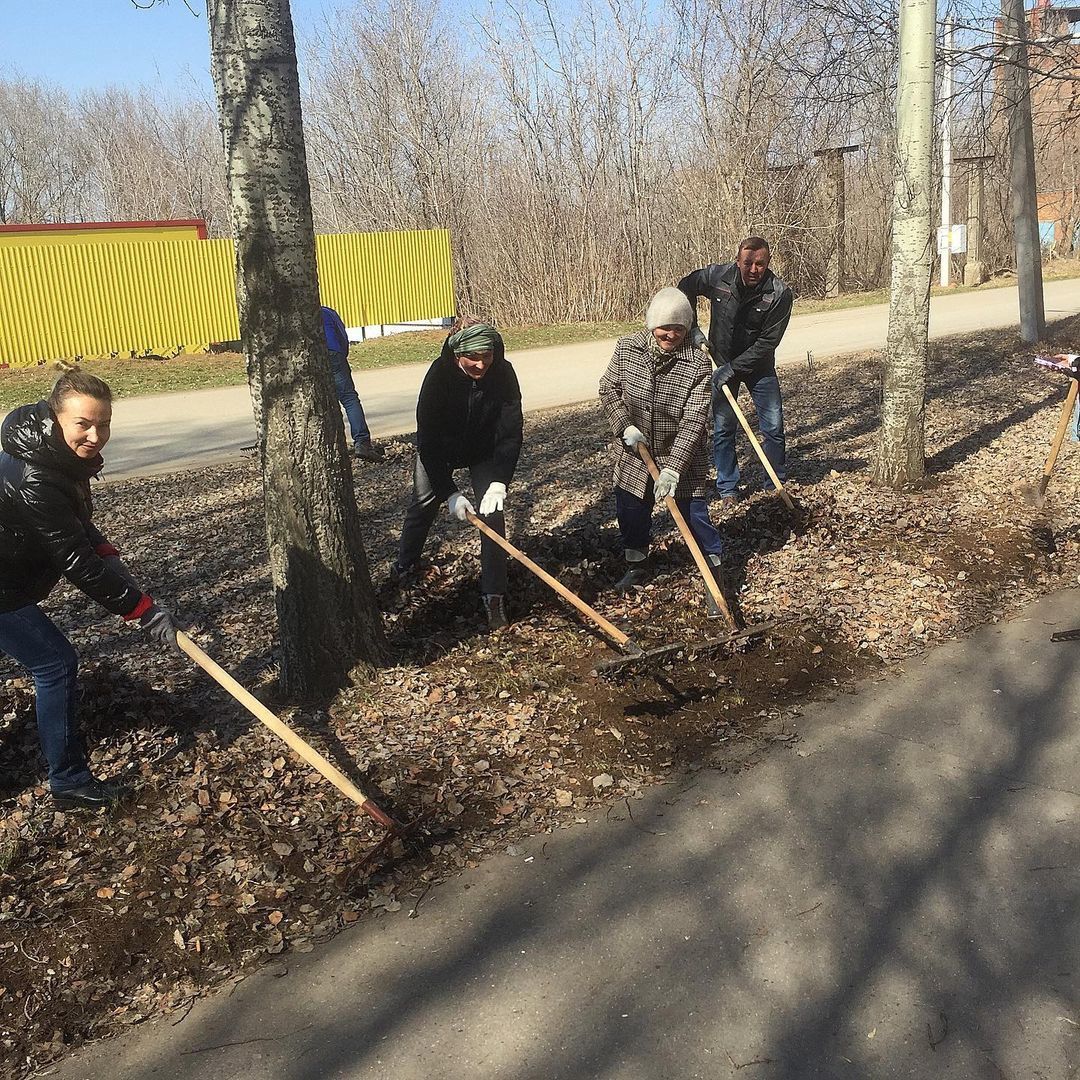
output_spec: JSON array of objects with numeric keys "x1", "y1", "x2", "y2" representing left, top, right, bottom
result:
[
  {"x1": 814, "y1": 144, "x2": 859, "y2": 298},
  {"x1": 957, "y1": 156, "x2": 992, "y2": 286}
]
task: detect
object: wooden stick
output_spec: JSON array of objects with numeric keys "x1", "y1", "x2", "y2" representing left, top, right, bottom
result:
[
  {"x1": 176, "y1": 631, "x2": 395, "y2": 830},
  {"x1": 1038, "y1": 378, "x2": 1079, "y2": 496},
  {"x1": 720, "y1": 383, "x2": 796, "y2": 509},
  {"x1": 636, "y1": 444, "x2": 738, "y2": 630},
  {"x1": 466, "y1": 513, "x2": 633, "y2": 648}
]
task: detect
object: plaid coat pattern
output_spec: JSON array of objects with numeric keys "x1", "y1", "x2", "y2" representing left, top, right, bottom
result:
[{"x1": 598, "y1": 329, "x2": 712, "y2": 499}]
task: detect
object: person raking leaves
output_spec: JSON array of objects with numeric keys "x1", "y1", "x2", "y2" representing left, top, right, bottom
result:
[
  {"x1": 599, "y1": 287, "x2": 726, "y2": 599},
  {"x1": 390, "y1": 318, "x2": 523, "y2": 630},
  {"x1": 0, "y1": 365, "x2": 180, "y2": 810}
]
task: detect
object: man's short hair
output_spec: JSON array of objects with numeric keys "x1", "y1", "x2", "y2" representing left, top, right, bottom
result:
[{"x1": 738, "y1": 236, "x2": 770, "y2": 255}]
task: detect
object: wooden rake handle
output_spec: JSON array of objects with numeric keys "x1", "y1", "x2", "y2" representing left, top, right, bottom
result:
[
  {"x1": 176, "y1": 631, "x2": 395, "y2": 830},
  {"x1": 636, "y1": 444, "x2": 737, "y2": 630},
  {"x1": 1039, "y1": 378, "x2": 1080, "y2": 496},
  {"x1": 719, "y1": 383, "x2": 795, "y2": 510},
  {"x1": 465, "y1": 513, "x2": 633, "y2": 649}
]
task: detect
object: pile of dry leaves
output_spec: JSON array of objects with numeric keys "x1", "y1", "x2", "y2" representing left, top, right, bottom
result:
[{"x1": 1, "y1": 318, "x2": 1078, "y2": 1077}]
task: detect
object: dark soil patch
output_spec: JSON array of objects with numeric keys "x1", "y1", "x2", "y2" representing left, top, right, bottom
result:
[{"x1": 1, "y1": 315, "x2": 1079, "y2": 1077}]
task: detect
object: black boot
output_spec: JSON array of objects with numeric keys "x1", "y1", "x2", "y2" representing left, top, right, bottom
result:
[
  {"x1": 483, "y1": 594, "x2": 509, "y2": 630},
  {"x1": 52, "y1": 776, "x2": 129, "y2": 811},
  {"x1": 353, "y1": 438, "x2": 382, "y2": 462},
  {"x1": 615, "y1": 553, "x2": 652, "y2": 594}
]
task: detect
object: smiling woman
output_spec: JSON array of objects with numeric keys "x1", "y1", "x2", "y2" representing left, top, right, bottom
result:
[{"x1": 0, "y1": 363, "x2": 181, "y2": 810}]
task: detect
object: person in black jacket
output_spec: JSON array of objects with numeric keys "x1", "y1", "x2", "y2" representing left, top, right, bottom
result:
[
  {"x1": 392, "y1": 320, "x2": 523, "y2": 629},
  {"x1": 678, "y1": 237, "x2": 794, "y2": 501},
  {"x1": 0, "y1": 366, "x2": 179, "y2": 810}
]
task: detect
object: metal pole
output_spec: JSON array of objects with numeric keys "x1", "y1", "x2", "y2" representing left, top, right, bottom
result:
[{"x1": 940, "y1": 16, "x2": 954, "y2": 287}]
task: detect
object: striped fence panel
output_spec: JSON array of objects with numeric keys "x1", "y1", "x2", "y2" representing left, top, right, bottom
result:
[{"x1": 0, "y1": 228, "x2": 454, "y2": 367}]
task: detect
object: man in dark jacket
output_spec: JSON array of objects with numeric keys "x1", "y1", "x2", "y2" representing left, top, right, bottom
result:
[
  {"x1": 321, "y1": 305, "x2": 379, "y2": 462},
  {"x1": 678, "y1": 237, "x2": 793, "y2": 500},
  {"x1": 392, "y1": 320, "x2": 523, "y2": 629}
]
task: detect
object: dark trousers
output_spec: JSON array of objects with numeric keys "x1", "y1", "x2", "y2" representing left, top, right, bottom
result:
[
  {"x1": 329, "y1": 349, "x2": 370, "y2": 443},
  {"x1": 615, "y1": 485, "x2": 723, "y2": 556},
  {"x1": 0, "y1": 603, "x2": 90, "y2": 791},
  {"x1": 398, "y1": 457, "x2": 508, "y2": 595},
  {"x1": 713, "y1": 370, "x2": 785, "y2": 494}
]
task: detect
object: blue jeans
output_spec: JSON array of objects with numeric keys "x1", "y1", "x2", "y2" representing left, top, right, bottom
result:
[
  {"x1": 329, "y1": 350, "x2": 370, "y2": 443},
  {"x1": 615, "y1": 486, "x2": 723, "y2": 556},
  {"x1": 0, "y1": 604, "x2": 90, "y2": 791},
  {"x1": 713, "y1": 370, "x2": 785, "y2": 495}
]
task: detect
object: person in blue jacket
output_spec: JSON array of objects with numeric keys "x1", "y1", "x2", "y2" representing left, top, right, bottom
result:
[{"x1": 321, "y1": 305, "x2": 380, "y2": 462}]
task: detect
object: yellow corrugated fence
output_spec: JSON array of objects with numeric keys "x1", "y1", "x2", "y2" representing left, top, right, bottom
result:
[{"x1": 0, "y1": 228, "x2": 454, "y2": 367}]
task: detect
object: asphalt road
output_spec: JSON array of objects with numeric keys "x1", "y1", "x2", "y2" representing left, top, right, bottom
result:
[
  {"x1": 17, "y1": 278, "x2": 1080, "y2": 481},
  {"x1": 48, "y1": 588, "x2": 1080, "y2": 1079}
]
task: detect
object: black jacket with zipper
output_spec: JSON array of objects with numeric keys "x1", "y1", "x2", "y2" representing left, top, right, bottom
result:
[
  {"x1": 0, "y1": 401, "x2": 142, "y2": 616},
  {"x1": 415, "y1": 336, "x2": 524, "y2": 502},
  {"x1": 677, "y1": 262, "x2": 794, "y2": 378}
]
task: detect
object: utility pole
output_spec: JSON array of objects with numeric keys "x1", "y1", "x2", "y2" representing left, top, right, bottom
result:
[
  {"x1": 939, "y1": 16, "x2": 954, "y2": 287},
  {"x1": 1001, "y1": 0, "x2": 1046, "y2": 342},
  {"x1": 814, "y1": 143, "x2": 860, "y2": 298},
  {"x1": 956, "y1": 154, "x2": 993, "y2": 285}
]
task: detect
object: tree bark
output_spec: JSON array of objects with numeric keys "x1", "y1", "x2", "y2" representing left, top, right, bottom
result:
[
  {"x1": 875, "y1": 0, "x2": 935, "y2": 489},
  {"x1": 207, "y1": 0, "x2": 388, "y2": 697}
]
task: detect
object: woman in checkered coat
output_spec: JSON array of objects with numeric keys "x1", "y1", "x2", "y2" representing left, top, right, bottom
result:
[{"x1": 598, "y1": 287, "x2": 724, "y2": 594}]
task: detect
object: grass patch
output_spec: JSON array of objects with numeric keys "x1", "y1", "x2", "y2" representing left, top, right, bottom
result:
[{"x1": 0, "y1": 352, "x2": 250, "y2": 411}]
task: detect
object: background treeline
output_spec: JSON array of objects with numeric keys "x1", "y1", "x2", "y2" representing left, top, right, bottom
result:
[{"x1": 1, "y1": 0, "x2": 1073, "y2": 323}]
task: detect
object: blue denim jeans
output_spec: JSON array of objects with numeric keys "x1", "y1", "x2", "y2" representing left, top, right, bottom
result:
[
  {"x1": 615, "y1": 485, "x2": 723, "y2": 556},
  {"x1": 329, "y1": 350, "x2": 370, "y2": 443},
  {"x1": 0, "y1": 604, "x2": 90, "y2": 791},
  {"x1": 713, "y1": 370, "x2": 786, "y2": 495}
]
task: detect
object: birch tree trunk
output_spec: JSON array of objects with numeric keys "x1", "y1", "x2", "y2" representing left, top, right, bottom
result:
[
  {"x1": 207, "y1": 0, "x2": 388, "y2": 696},
  {"x1": 874, "y1": 0, "x2": 935, "y2": 489}
]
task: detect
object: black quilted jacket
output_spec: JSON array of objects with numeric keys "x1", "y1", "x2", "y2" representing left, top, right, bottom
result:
[{"x1": 0, "y1": 402, "x2": 142, "y2": 616}]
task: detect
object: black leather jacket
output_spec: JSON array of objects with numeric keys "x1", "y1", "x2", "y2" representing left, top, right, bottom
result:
[
  {"x1": 678, "y1": 262, "x2": 794, "y2": 378},
  {"x1": 415, "y1": 337, "x2": 524, "y2": 502},
  {"x1": 0, "y1": 402, "x2": 142, "y2": 616}
]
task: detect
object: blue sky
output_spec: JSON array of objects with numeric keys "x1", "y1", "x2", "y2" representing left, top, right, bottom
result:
[{"x1": 0, "y1": 0, "x2": 333, "y2": 95}]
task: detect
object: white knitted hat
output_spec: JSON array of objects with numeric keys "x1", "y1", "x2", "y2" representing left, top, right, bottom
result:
[{"x1": 644, "y1": 287, "x2": 693, "y2": 331}]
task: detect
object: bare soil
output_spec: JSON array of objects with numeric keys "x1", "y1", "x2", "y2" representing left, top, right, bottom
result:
[{"x1": 1, "y1": 317, "x2": 1078, "y2": 1077}]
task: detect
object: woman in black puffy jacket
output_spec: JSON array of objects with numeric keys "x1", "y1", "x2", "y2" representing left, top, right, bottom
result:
[{"x1": 0, "y1": 366, "x2": 178, "y2": 810}]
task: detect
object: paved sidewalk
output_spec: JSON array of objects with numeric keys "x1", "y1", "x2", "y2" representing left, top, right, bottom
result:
[
  {"x1": 51, "y1": 587, "x2": 1080, "y2": 1079},
  {"x1": 74, "y1": 278, "x2": 1080, "y2": 480}
]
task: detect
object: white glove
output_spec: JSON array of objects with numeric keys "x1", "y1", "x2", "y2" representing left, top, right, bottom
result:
[
  {"x1": 622, "y1": 425, "x2": 647, "y2": 449},
  {"x1": 446, "y1": 492, "x2": 475, "y2": 521},
  {"x1": 654, "y1": 467, "x2": 680, "y2": 500},
  {"x1": 479, "y1": 482, "x2": 507, "y2": 516}
]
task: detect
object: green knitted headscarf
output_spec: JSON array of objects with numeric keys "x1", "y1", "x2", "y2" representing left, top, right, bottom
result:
[{"x1": 448, "y1": 322, "x2": 502, "y2": 355}]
